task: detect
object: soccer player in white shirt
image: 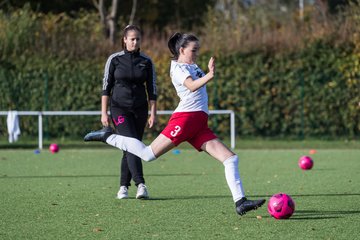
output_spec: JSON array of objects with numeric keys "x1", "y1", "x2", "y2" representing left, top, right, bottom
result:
[{"x1": 85, "y1": 32, "x2": 265, "y2": 215}]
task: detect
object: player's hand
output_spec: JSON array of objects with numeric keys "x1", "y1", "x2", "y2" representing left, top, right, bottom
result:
[
  {"x1": 208, "y1": 56, "x2": 215, "y2": 75},
  {"x1": 148, "y1": 115, "x2": 156, "y2": 128},
  {"x1": 101, "y1": 113, "x2": 110, "y2": 127}
]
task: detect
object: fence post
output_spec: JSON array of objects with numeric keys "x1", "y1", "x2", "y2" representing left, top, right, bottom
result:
[
  {"x1": 300, "y1": 71, "x2": 305, "y2": 140},
  {"x1": 38, "y1": 112, "x2": 43, "y2": 149},
  {"x1": 230, "y1": 111, "x2": 235, "y2": 149},
  {"x1": 43, "y1": 72, "x2": 49, "y2": 140}
]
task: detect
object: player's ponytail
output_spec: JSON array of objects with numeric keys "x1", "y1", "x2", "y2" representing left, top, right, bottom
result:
[
  {"x1": 168, "y1": 32, "x2": 182, "y2": 59},
  {"x1": 168, "y1": 32, "x2": 199, "y2": 60}
]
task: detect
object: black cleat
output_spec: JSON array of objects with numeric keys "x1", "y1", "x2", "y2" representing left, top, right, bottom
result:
[
  {"x1": 235, "y1": 197, "x2": 266, "y2": 216},
  {"x1": 84, "y1": 126, "x2": 113, "y2": 142}
]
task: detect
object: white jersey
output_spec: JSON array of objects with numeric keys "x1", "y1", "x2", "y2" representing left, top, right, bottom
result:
[{"x1": 170, "y1": 60, "x2": 209, "y2": 114}]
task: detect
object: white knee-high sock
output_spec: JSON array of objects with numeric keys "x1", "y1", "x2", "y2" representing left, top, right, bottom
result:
[
  {"x1": 106, "y1": 134, "x2": 156, "y2": 162},
  {"x1": 223, "y1": 155, "x2": 245, "y2": 202}
]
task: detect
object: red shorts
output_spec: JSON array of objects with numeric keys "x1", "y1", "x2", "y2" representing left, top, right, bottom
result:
[{"x1": 161, "y1": 111, "x2": 217, "y2": 151}]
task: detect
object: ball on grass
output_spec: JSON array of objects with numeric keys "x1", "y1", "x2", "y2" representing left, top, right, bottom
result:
[
  {"x1": 49, "y1": 143, "x2": 59, "y2": 154},
  {"x1": 268, "y1": 193, "x2": 295, "y2": 219},
  {"x1": 298, "y1": 155, "x2": 314, "y2": 170}
]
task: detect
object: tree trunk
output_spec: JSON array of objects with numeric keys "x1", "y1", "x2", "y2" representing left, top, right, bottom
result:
[
  {"x1": 93, "y1": 0, "x2": 119, "y2": 45},
  {"x1": 315, "y1": 0, "x2": 329, "y2": 20},
  {"x1": 129, "y1": 0, "x2": 137, "y2": 25},
  {"x1": 107, "y1": 0, "x2": 119, "y2": 45}
]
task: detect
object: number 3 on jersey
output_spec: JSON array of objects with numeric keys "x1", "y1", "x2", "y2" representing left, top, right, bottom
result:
[{"x1": 170, "y1": 125, "x2": 181, "y2": 137}]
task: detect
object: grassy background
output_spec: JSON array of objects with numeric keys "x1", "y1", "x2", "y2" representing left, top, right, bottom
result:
[{"x1": 0, "y1": 146, "x2": 359, "y2": 239}]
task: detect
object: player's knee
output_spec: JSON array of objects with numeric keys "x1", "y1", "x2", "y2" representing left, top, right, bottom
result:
[
  {"x1": 141, "y1": 146, "x2": 156, "y2": 162},
  {"x1": 142, "y1": 156, "x2": 156, "y2": 162},
  {"x1": 224, "y1": 154, "x2": 238, "y2": 165},
  {"x1": 141, "y1": 154, "x2": 156, "y2": 162}
]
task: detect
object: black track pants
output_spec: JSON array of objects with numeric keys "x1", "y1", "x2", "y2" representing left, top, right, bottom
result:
[{"x1": 110, "y1": 105, "x2": 148, "y2": 187}]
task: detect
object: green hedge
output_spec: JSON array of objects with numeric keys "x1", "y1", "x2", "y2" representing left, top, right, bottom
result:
[
  {"x1": 207, "y1": 41, "x2": 359, "y2": 138},
  {"x1": 0, "y1": 56, "x2": 102, "y2": 137}
]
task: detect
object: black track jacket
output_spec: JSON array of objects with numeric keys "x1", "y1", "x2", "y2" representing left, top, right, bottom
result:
[{"x1": 102, "y1": 49, "x2": 157, "y2": 108}]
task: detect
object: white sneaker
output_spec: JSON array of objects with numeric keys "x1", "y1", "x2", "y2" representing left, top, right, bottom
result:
[
  {"x1": 116, "y1": 186, "x2": 128, "y2": 199},
  {"x1": 136, "y1": 183, "x2": 149, "y2": 199}
]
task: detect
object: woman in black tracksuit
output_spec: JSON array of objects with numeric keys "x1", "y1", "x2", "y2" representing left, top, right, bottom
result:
[{"x1": 101, "y1": 25, "x2": 157, "y2": 199}]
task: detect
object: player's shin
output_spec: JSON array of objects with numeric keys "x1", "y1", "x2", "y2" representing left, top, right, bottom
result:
[
  {"x1": 106, "y1": 134, "x2": 156, "y2": 161},
  {"x1": 223, "y1": 155, "x2": 246, "y2": 202}
]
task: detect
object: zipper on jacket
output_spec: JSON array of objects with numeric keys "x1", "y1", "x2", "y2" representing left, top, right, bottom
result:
[{"x1": 130, "y1": 53, "x2": 135, "y2": 100}]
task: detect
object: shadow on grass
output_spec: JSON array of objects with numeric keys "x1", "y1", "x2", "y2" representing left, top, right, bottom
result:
[
  {"x1": 0, "y1": 174, "x2": 120, "y2": 179},
  {"x1": 146, "y1": 195, "x2": 231, "y2": 201},
  {"x1": 290, "y1": 209, "x2": 360, "y2": 220},
  {"x1": 309, "y1": 168, "x2": 337, "y2": 171},
  {"x1": 251, "y1": 193, "x2": 360, "y2": 198},
  {"x1": 243, "y1": 209, "x2": 360, "y2": 220},
  {"x1": 0, "y1": 173, "x2": 201, "y2": 179}
]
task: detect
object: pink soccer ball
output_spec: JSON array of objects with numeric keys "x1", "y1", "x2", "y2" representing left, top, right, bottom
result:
[
  {"x1": 49, "y1": 143, "x2": 59, "y2": 154},
  {"x1": 298, "y1": 155, "x2": 313, "y2": 170},
  {"x1": 268, "y1": 193, "x2": 295, "y2": 219}
]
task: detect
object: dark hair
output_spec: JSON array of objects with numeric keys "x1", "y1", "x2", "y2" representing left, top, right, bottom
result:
[
  {"x1": 168, "y1": 32, "x2": 199, "y2": 59},
  {"x1": 122, "y1": 25, "x2": 141, "y2": 49}
]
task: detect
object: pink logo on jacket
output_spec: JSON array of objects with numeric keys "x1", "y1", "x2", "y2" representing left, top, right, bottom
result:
[{"x1": 113, "y1": 115, "x2": 125, "y2": 126}]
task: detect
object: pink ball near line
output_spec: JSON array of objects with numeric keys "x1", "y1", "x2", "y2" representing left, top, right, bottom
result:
[
  {"x1": 298, "y1": 155, "x2": 313, "y2": 170},
  {"x1": 49, "y1": 143, "x2": 60, "y2": 154}
]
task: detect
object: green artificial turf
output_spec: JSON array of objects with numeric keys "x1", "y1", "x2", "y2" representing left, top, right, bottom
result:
[{"x1": 0, "y1": 147, "x2": 359, "y2": 239}]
